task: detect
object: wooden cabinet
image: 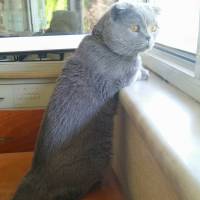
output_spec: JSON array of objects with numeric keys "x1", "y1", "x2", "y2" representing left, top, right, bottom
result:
[{"x1": 0, "y1": 109, "x2": 44, "y2": 153}]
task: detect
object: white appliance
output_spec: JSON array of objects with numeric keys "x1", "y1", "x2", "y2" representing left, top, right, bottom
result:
[{"x1": 0, "y1": 52, "x2": 73, "y2": 109}]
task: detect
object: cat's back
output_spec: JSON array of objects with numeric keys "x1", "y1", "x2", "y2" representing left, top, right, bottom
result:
[{"x1": 74, "y1": 35, "x2": 117, "y2": 67}]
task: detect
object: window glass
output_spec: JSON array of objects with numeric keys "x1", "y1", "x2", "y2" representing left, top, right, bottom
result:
[
  {"x1": 0, "y1": 0, "x2": 115, "y2": 37},
  {"x1": 151, "y1": 0, "x2": 199, "y2": 53}
]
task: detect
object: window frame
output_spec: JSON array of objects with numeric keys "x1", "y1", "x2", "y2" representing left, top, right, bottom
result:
[
  {"x1": 195, "y1": 13, "x2": 200, "y2": 79},
  {"x1": 0, "y1": 35, "x2": 86, "y2": 53},
  {"x1": 141, "y1": 0, "x2": 200, "y2": 103}
]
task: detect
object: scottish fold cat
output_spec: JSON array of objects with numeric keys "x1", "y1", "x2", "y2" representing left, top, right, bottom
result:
[{"x1": 12, "y1": 2, "x2": 159, "y2": 200}]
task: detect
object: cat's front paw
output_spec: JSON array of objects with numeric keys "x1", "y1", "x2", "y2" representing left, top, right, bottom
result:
[{"x1": 140, "y1": 68, "x2": 150, "y2": 80}]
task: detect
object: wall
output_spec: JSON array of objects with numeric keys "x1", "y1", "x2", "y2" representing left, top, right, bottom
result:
[{"x1": 112, "y1": 106, "x2": 180, "y2": 200}]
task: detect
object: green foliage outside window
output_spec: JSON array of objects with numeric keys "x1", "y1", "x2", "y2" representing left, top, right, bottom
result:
[
  {"x1": 84, "y1": 0, "x2": 115, "y2": 32},
  {"x1": 45, "y1": 0, "x2": 114, "y2": 32},
  {"x1": 45, "y1": 0, "x2": 68, "y2": 27}
]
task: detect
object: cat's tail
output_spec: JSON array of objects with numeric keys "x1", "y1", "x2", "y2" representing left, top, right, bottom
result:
[{"x1": 11, "y1": 170, "x2": 47, "y2": 200}]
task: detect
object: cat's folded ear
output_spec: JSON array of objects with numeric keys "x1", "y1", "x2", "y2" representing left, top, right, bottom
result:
[{"x1": 111, "y1": 2, "x2": 131, "y2": 21}]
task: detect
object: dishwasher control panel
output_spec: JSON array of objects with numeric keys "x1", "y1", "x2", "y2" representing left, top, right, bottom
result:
[{"x1": 0, "y1": 83, "x2": 55, "y2": 109}]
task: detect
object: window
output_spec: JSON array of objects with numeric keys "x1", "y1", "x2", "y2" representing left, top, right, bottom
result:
[
  {"x1": 142, "y1": 0, "x2": 200, "y2": 102},
  {"x1": 0, "y1": 0, "x2": 115, "y2": 58},
  {"x1": 0, "y1": 0, "x2": 115, "y2": 37},
  {"x1": 0, "y1": 0, "x2": 200, "y2": 102},
  {"x1": 152, "y1": 0, "x2": 199, "y2": 53}
]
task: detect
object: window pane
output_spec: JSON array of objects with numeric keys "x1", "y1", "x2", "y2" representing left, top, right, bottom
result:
[
  {"x1": 0, "y1": 0, "x2": 114, "y2": 37},
  {"x1": 84, "y1": 0, "x2": 115, "y2": 32},
  {"x1": 152, "y1": 0, "x2": 199, "y2": 53}
]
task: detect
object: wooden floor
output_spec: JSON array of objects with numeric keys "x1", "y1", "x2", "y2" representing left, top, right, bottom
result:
[{"x1": 0, "y1": 152, "x2": 124, "y2": 200}]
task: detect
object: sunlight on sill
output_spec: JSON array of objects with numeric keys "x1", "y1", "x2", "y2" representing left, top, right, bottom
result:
[{"x1": 119, "y1": 73, "x2": 200, "y2": 200}]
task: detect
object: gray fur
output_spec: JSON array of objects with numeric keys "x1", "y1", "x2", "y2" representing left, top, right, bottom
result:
[{"x1": 12, "y1": 2, "x2": 158, "y2": 200}]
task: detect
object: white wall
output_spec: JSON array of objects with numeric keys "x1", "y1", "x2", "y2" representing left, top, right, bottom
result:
[{"x1": 112, "y1": 106, "x2": 180, "y2": 200}]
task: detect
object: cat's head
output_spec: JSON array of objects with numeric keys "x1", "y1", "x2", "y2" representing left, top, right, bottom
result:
[{"x1": 92, "y1": 1, "x2": 159, "y2": 56}]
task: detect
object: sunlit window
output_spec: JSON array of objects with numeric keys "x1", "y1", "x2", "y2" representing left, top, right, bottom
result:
[
  {"x1": 0, "y1": 0, "x2": 114, "y2": 37},
  {"x1": 151, "y1": 0, "x2": 199, "y2": 53}
]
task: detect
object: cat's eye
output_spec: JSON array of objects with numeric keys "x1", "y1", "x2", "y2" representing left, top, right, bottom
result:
[
  {"x1": 131, "y1": 25, "x2": 139, "y2": 32},
  {"x1": 151, "y1": 25, "x2": 158, "y2": 32}
]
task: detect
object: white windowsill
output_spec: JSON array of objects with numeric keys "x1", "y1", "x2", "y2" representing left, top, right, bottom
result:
[
  {"x1": 142, "y1": 52, "x2": 200, "y2": 103},
  {"x1": 0, "y1": 35, "x2": 86, "y2": 53},
  {"x1": 120, "y1": 73, "x2": 200, "y2": 200}
]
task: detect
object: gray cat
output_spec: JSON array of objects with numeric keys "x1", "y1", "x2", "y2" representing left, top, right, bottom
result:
[{"x1": 12, "y1": 2, "x2": 158, "y2": 200}]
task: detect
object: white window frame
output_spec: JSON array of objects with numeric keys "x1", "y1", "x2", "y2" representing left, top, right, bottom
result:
[
  {"x1": 141, "y1": 0, "x2": 200, "y2": 103},
  {"x1": 195, "y1": 13, "x2": 200, "y2": 79},
  {"x1": 0, "y1": 35, "x2": 86, "y2": 53}
]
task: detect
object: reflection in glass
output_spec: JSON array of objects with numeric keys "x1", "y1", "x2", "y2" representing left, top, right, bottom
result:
[{"x1": 0, "y1": 0, "x2": 115, "y2": 37}]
